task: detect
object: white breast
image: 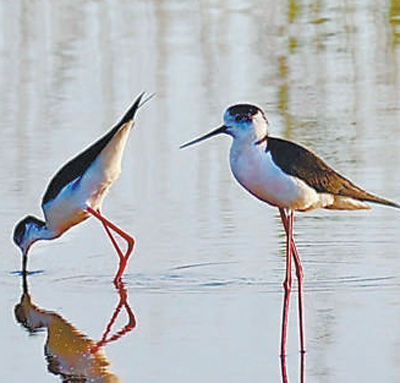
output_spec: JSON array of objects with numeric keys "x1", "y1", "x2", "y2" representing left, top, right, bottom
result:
[{"x1": 229, "y1": 142, "x2": 326, "y2": 211}]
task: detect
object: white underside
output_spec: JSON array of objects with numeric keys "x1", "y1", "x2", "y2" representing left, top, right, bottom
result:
[
  {"x1": 43, "y1": 122, "x2": 133, "y2": 235},
  {"x1": 229, "y1": 141, "x2": 370, "y2": 212}
]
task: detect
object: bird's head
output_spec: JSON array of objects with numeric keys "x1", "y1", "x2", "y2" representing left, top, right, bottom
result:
[
  {"x1": 13, "y1": 215, "x2": 46, "y2": 259},
  {"x1": 14, "y1": 292, "x2": 42, "y2": 333},
  {"x1": 180, "y1": 103, "x2": 268, "y2": 149}
]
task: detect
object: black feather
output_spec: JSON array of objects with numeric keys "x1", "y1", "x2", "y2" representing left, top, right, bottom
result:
[
  {"x1": 266, "y1": 137, "x2": 400, "y2": 208},
  {"x1": 42, "y1": 93, "x2": 145, "y2": 206}
]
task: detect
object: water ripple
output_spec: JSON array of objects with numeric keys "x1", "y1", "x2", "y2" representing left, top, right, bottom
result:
[{"x1": 20, "y1": 263, "x2": 400, "y2": 295}]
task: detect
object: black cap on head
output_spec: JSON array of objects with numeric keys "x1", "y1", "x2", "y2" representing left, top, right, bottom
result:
[
  {"x1": 13, "y1": 219, "x2": 26, "y2": 247},
  {"x1": 13, "y1": 215, "x2": 45, "y2": 246},
  {"x1": 227, "y1": 104, "x2": 264, "y2": 123}
]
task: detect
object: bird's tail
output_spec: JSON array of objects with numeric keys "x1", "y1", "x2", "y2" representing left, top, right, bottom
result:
[
  {"x1": 362, "y1": 193, "x2": 400, "y2": 209},
  {"x1": 115, "y1": 92, "x2": 155, "y2": 128}
]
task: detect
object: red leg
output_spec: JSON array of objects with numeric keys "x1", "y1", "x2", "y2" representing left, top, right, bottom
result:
[
  {"x1": 292, "y1": 243, "x2": 306, "y2": 355},
  {"x1": 279, "y1": 208, "x2": 306, "y2": 354},
  {"x1": 97, "y1": 210, "x2": 124, "y2": 260},
  {"x1": 85, "y1": 206, "x2": 135, "y2": 282},
  {"x1": 279, "y1": 208, "x2": 293, "y2": 356}
]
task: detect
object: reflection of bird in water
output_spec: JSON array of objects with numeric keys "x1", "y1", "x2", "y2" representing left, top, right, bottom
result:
[
  {"x1": 13, "y1": 93, "x2": 152, "y2": 282},
  {"x1": 181, "y1": 103, "x2": 400, "y2": 356},
  {"x1": 14, "y1": 272, "x2": 136, "y2": 382}
]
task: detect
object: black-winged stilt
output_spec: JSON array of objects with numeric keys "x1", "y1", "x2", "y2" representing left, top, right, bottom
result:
[
  {"x1": 13, "y1": 93, "x2": 152, "y2": 282},
  {"x1": 181, "y1": 103, "x2": 399, "y2": 355}
]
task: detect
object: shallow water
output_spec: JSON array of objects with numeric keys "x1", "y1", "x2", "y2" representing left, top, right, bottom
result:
[{"x1": 2, "y1": 0, "x2": 400, "y2": 382}]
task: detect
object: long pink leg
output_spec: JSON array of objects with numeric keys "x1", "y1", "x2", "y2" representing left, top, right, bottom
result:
[
  {"x1": 97, "y1": 211, "x2": 133, "y2": 282},
  {"x1": 85, "y1": 206, "x2": 135, "y2": 282},
  {"x1": 97, "y1": 209, "x2": 125, "y2": 261},
  {"x1": 279, "y1": 207, "x2": 293, "y2": 356},
  {"x1": 279, "y1": 208, "x2": 306, "y2": 354}
]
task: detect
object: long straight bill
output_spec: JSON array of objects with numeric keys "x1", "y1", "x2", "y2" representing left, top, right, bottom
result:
[
  {"x1": 22, "y1": 250, "x2": 28, "y2": 275},
  {"x1": 180, "y1": 126, "x2": 227, "y2": 149}
]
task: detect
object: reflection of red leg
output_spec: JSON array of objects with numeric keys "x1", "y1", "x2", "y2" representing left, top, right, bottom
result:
[
  {"x1": 279, "y1": 208, "x2": 306, "y2": 354},
  {"x1": 85, "y1": 206, "x2": 135, "y2": 282},
  {"x1": 280, "y1": 355, "x2": 288, "y2": 383},
  {"x1": 280, "y1": 345, "x2": 306, "y2": 383},
  {"x1": 91, "y1": 280, "x2": 136, "y2": 353},
  {"x1": 300, "y1": 351, "x2": 306, "y2": 383},
  {"x1": 279, "y1": 208, "x2": 292, "y2": 356}
]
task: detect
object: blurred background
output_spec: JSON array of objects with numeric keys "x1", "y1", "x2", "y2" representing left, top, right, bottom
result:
[{"x1": 1, "y1": 0, "x2": 400, "y2": 382}]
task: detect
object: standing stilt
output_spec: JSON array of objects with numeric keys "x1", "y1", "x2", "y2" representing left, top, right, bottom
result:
[{"x1": 180, "y1": 102, "x2": 400, "y2": 355}]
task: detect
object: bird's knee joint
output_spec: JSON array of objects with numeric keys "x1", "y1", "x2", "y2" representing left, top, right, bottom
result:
[{"x1": 282, "y1": 279, "x2": 292, "y2": 291}]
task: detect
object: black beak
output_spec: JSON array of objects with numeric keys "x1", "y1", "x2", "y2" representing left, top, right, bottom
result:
[
  {"x1": 22, "y1": 249, "x2": 28, "y2": 276},
  {"x1": 180, "y1": 126, "x2": 228, "y2": 149}
]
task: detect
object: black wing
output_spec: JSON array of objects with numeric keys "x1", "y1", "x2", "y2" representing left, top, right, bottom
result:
[
  {"x1": 42, "y1": 93, "x2": 145, "y2": 206},
  {"x1": 267, "y1": 137, "x2": 399, "y2": 208}
]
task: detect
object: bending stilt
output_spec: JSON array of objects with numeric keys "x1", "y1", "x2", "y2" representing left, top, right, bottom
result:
[{"x1": 86, "y1": 206, "x2": 135, "y2": 281}]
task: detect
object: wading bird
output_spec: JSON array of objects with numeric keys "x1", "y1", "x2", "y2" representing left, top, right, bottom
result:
[
  {"x1": 181, "y1": 103, "x2": 399, "y2": 355},
  {"x1": 13, "y1": 93, "x2": 151, "y2": 282}
]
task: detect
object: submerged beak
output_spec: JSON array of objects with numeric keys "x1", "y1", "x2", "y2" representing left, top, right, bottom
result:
[{"x1": 180, "y1": 126, "x2": 228, "y2": 149}]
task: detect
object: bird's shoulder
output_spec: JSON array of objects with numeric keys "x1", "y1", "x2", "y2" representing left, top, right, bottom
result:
[{"x1": 266, "y1": 136, "x2": 362, "y2": 196}]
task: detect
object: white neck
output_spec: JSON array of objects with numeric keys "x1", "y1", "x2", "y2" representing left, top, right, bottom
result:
[
  {"x1": 231, "y1": 118, "x2": 268, "y2": 146},
  {"x1": 22, "y1": 222, "x2": 56, "y2": 253},
  {"x1": 231, "y1": 129, "x2": 268, "y2": 153},
  {"x1": 29, "y1": 223, "x2": 54, "y2": 241},
  {"x1": 253, "y1": 119, "x2": 268, "y2": 143}
]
